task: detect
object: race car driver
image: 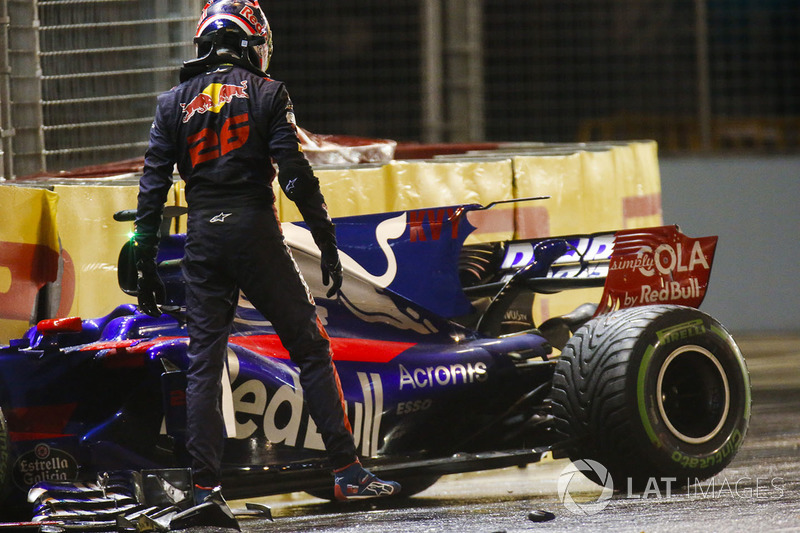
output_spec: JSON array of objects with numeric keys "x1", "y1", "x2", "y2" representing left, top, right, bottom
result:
[{"x1": 134, "y1": 0, "x2": 400, "y2": 505}]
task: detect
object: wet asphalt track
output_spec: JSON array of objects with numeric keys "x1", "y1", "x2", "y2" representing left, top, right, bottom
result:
[{"x1": 228, "y1": 335, "x2": 800, "y2": 533}]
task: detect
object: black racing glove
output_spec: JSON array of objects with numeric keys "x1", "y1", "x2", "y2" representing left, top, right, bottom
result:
[
  {"x1": 134, "y1": 241, "x2": 165, "y2": 318},
  {"x1": 312, "y1": 226, "x2": 343, "y2": 298}
]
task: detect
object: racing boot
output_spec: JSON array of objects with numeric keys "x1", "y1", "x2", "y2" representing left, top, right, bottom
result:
[{"x1": 333, "y1": 461, "x2": 401, "y2": 501}]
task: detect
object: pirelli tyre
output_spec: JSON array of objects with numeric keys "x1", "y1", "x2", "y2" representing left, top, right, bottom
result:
[{"x1": 549, "y1": 304, "x2": 751, "y2": 491}]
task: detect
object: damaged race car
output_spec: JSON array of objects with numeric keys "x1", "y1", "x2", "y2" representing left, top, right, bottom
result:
[{"x1": 0, "y1": 199, "x2": 751, "y2": 528}]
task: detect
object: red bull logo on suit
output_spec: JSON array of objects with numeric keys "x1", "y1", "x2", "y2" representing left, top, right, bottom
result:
[{"x1": 180, "y1": 81, "x2": 249, "y2": 123}]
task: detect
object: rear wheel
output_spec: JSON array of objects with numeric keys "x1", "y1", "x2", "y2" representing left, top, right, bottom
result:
[{"x1": 549, "y1": 305, "x2": 751, "y2": 490}]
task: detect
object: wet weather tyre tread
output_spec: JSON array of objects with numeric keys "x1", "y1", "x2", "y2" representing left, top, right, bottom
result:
[{"x1": 549, "y1": 305, "x2": 751, "y2": 490}]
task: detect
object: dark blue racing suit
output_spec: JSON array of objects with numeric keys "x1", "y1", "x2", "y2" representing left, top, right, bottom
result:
[{"x1": 135, "y1": 62, "x2": 356, "y2": 487}]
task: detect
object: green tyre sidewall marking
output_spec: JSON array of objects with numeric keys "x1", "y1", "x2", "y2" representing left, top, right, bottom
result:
[
  {"x1": 711, "y1": 323, "x2": 752, "y2": 425},
  {"x1": 632, "y1": 308, "x2": 750, "y2": 479},
  {"x1": 637, "y1": 345, "x2": 660, "y2": 447}
]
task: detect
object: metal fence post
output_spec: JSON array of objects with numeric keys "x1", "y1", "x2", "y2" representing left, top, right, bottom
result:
[
  {"x1": 8, "y1": 0, "x2": 46, "y2": 177},
  {"x1": 695, "y1": 0, "x2": 712, "y2": 151},
  {"x1": 444, "y1": 0, "x2": 484, "y2": 142},
  {"x1": 464, "y1": 0, "x2": 484, "y2": 142},
  {"x1": 421, "y1": 0, "x2": 444, "y2": 143},
  {"x1": 1, "y1": 0, "x2": 14, "y2": 179}
]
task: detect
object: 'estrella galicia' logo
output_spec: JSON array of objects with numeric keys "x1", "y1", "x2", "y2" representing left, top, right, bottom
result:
[{"x1": 13, "y1": 443, "x2": 78, "y2": 490}]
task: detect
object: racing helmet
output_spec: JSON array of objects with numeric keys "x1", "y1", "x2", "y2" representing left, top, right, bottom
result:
[{"x1": 193, "y1": 0, "x2": 273, "y2": 73}]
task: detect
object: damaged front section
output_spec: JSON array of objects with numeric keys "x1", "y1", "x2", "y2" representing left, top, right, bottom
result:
[{"x1": 23, "y1": 468, "x2": 270, "y2": 532}]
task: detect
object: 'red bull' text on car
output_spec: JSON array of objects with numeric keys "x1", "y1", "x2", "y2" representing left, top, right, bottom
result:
[{"x1": 0, "y1": 199, "x2": 750, "y2": 527}]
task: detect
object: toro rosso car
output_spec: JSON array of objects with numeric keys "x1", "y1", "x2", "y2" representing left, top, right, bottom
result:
[{"x1": 0, "y1": 199, "x2": 750, "y2": 527}]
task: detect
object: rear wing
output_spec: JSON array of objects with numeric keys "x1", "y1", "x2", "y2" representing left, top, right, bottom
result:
[
  {"x1": 466, "y1": 225, "x2": 717, "y2": 315},
  {"x1": 464, "y1": 231, "x2": 615, "y2": 297},
  {"x1": 595, "y1": 226, "x2": 717, "y2": 314}
]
